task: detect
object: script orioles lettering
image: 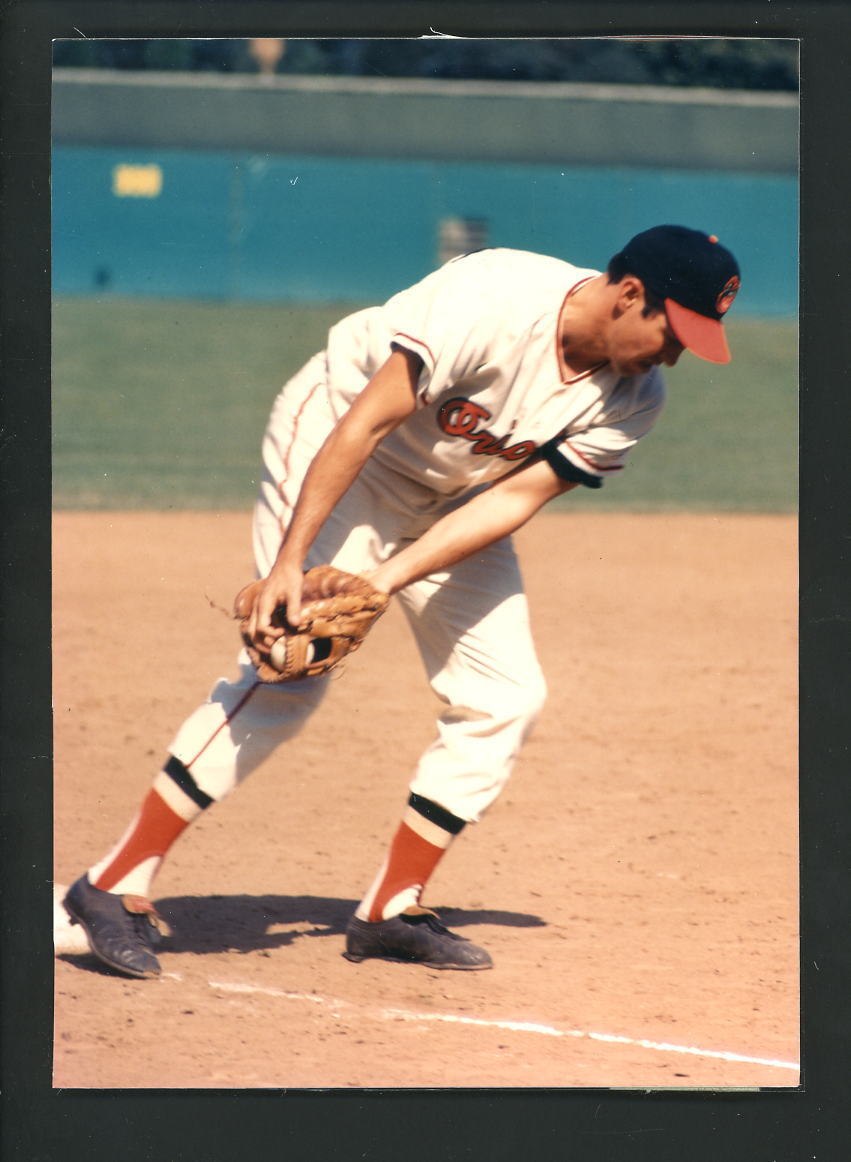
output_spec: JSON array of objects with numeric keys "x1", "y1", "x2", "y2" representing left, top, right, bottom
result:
[{"x1": 437, "y1": 397, "x2": 536, "y2": 462}]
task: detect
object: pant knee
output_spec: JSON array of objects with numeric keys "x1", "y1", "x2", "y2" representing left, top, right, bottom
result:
[
  {"x1": 169, "y1": 665, "x2": 328, "y2": 802},
  {"x1": 515, "y1": 671, "x2": 548, "y2": 726},
  {"x1": 410, "y1": 671, "x2": 547, "y2": 823},
  {"x1": 483, "y1": 670, "x2": 547, "y2": 737}
]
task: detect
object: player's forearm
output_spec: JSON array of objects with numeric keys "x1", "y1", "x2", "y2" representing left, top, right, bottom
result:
[
  {"x1": 372, "y1": 491, "x2": 537, "y2": 593},
  {"x1": 276, "y1": 425, "x2": 374, "y2": 567},
  {"x1": 275, "y1": 348, "x2": 420, "y2": 572},
  {"x1": 371, "y1": 468, "x2": 576, "y2": 594},
  {"x1": 253, "y1": 420, "x2": 396, "y2": 640}
]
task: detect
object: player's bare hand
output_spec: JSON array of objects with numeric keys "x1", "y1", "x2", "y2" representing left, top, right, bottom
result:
[{"x1": 250, "y1": 563, "x2": 305, "y2": 646}]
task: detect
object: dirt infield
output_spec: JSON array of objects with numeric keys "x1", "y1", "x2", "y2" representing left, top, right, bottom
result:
[{"x1": 53, "y1": 510, "x2": 798, "y2": 1089}]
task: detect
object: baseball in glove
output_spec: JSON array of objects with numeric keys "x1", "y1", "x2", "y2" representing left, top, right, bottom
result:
[{"x1": 234, "y1": 565, "x2": 390, "y2": 683}]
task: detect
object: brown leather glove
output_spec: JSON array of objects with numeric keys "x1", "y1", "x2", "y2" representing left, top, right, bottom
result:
[{"x1": 234, "y1": 565, "x2": 390, "y2": 683}]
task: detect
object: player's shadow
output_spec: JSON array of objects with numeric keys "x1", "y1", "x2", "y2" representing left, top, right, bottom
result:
[
  {"x1": 159, "y1": 893, "x2": 354, "y2": 954},
  {"x1": 58, "y1": 895, "x2": 546, "y2": 975},
  {"x1": 162, "y1": 894, "x2": 545, "y2": 956},
  {"x1": 156, "y1": 894, "x2": 546, "y2": 956}
]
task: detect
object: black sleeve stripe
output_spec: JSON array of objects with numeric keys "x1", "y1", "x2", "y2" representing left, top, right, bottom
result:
[{"x1": 540, "y1": 438, "x2": 604, "y2": 489}]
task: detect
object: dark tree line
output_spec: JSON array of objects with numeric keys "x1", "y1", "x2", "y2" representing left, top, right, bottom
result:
[{"x1": 53, "y1": 37, "x2": 799, "y2": 92}]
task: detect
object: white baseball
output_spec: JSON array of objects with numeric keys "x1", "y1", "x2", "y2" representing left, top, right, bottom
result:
[
  {"x1": 270, "y1": 637, "x2": 316, "y2": 671},
  {"x1": 269, "y1": 638, "x2": 289, "y2": 671}
]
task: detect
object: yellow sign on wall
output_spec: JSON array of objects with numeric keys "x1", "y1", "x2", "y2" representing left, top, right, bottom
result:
[{"x1": 112, "y1": 164, "x2": 163, "y2": 198}]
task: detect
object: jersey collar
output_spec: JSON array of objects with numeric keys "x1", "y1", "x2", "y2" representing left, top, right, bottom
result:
[{"x1": 555, "y1": 275, "x2": 610, "y2": 385}]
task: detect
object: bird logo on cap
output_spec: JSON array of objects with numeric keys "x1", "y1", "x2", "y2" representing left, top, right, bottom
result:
[{"x1": 715, "y1": 275, "x2": 741, "y2": 316}]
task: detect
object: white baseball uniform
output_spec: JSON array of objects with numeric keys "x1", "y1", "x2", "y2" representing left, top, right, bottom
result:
[{"x1": 166, "y1": 248, "x2": 666, "y2": 824}]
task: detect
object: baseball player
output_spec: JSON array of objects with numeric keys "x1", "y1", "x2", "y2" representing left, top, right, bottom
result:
[{"x1": 64, "y1": 225, "x2": 741, "y2": 978}]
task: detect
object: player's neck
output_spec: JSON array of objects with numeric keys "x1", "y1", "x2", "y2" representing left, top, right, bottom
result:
[{"x1": 558, "y1": 275, "x2": 613, "y2": 377}]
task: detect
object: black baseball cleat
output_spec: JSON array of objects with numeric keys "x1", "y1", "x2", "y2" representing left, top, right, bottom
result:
[
  {"x1": 63, "y1": 874, "x2": 170, "y2": 979},
  {"x1": 343, "y1": 907, "x2": 493, "y2": 970}
]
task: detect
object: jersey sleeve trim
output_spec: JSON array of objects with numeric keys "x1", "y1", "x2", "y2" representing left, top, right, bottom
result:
[
  {"x1": 540, "y1": 438, "x2": 604, "y2": 489},
  {"x1": 391, "y1": 334, "x2": 436, "y2": 401},
  {"x1": 562, "y1": 439, "x2": 624, "y2": 475},
  {"x1": 391, "y1": 333, "x2": 435, "y2": 370}
]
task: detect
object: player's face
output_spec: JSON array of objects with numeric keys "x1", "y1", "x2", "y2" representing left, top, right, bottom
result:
[{"x1": 608, "y1": 293, "x2": 685, "y2": 377}]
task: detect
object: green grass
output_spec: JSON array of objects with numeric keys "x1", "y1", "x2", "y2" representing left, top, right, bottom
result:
[
  {"x1": 559, "y1": 315, "x2": 798, "y2": 512},
  {"x1": 53, "y1": 297, "x2": 797, "y2": 512}
]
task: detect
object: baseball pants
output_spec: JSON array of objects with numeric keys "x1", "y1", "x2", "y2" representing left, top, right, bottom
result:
[{"x1": 167, "y1": 354, "x2": 548, "y2": 823}]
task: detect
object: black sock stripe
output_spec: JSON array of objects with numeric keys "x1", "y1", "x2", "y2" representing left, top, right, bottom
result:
[
  {"x1": 163, "y1": 755, "x2": 214, "y2": 809},
  {"x1": 408, "y1": 792, "x2": 466, "y2": 835}
]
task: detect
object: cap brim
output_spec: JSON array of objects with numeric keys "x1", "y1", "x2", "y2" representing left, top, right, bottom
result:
[{"x1": 665, "y1": 298, "x2": 731, "y2": 364}]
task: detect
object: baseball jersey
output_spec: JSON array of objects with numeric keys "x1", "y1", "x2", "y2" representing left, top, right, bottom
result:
[{"x1": 323, "y1": 248, "x2": 666, "y2": 496}]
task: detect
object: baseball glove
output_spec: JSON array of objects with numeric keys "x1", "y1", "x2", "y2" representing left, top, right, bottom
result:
[{"x1": 234, "y1": 564, "x2": 390, "y2": 683}]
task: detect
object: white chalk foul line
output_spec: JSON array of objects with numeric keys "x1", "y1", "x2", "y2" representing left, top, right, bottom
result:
[{"x1": 207, "y1": 980, "x2": 799, "y2": 1074}]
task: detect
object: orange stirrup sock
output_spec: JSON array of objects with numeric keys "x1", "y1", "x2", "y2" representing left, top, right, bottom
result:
[
  {"x1": 86, "y1": 757, "x2": 210, "y2": 897},
  {"x1": 357, "y1": 793, "x2": 466, "y2": 923}
]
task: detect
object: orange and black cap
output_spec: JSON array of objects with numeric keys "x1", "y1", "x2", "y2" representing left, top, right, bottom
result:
[{"x1": 614, "y1": 225, "x2": 741, "y2": 363}]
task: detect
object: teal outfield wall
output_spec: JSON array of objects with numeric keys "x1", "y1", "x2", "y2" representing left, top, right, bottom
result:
[{"x1": 53, "y1": 144, "x2": 797, "y2": 316}]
